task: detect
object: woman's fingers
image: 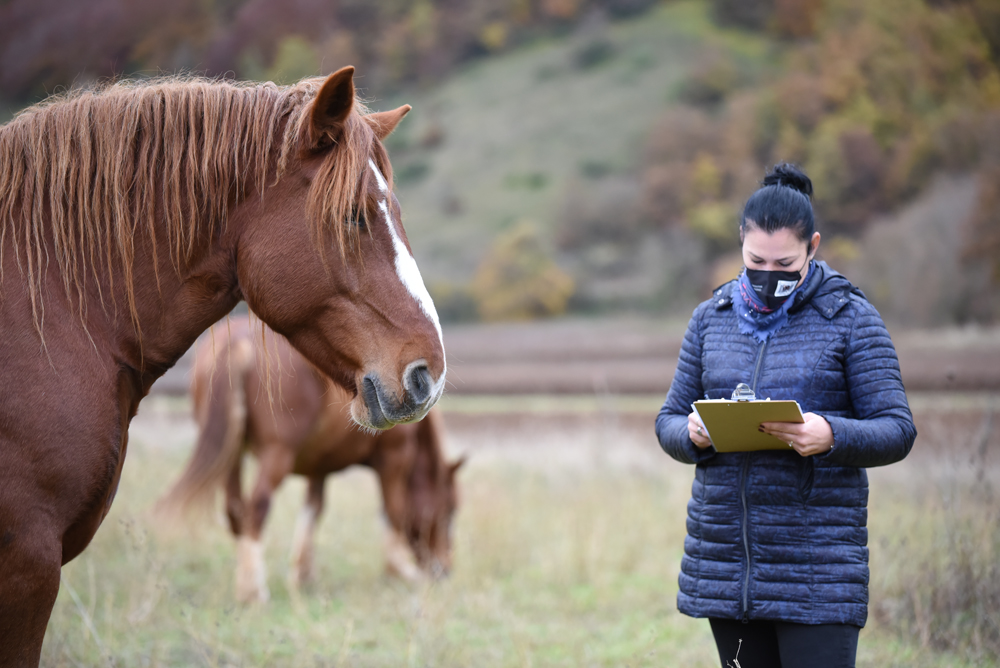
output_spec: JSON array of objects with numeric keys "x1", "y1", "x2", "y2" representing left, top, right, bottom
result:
[
  {"x1": 759, "y1": 422, "x2": 803, "y2": 442},
  {"x1": 688, "y1": 412, "x2": 713, "y2": 449},
  {"x1": 761, "y1": 413, "x2": 834, "y2": 455}
]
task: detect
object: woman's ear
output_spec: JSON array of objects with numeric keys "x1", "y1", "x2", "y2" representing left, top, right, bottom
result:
[{"x1": 809, "y1": 231, "x2": 821, "y2": 258}]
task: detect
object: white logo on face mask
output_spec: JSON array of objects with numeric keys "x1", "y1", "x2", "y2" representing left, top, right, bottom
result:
[{"x1": 775, "y1": 279, "x2": 798, "y2": 297}]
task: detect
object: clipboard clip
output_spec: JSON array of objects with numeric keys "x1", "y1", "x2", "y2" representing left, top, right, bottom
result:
[{"x1": 731, "y1": 383, "x2": 756, "y2": 401}]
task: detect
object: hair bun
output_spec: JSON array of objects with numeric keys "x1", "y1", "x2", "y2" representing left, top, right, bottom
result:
[{"x1": 762, "y1": 163, "x2": 813, "y2": 197}]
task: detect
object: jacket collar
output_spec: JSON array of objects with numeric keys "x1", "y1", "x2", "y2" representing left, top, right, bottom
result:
[{"x1": 713, "y1": 260, "x2": 862, "y2": 320}]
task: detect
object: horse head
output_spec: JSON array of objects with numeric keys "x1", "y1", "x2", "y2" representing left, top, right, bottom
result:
[
  {"x1": 392, "y1": 409, "x2": 464, "y2": 578},
  {"x1": 406, "y1": 452, "x2": 464, "y2": 578},
  {"x1": 235, "y1": 67, "x2": 444, "y2": 429}
]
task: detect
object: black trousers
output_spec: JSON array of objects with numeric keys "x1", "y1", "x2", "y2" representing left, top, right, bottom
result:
[{"x1": 709, "y1": 618, "x2": 860, "y2": 668}]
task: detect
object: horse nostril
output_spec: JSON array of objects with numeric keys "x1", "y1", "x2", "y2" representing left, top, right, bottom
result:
[{"x1": 407, "y1": 364, "x2": 433, "y2": 405}]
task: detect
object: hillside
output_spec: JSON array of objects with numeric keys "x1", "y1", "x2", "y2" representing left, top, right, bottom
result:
[
  {"x1": 382, "y1": 2, "x2": 772, "y2": 308},
  {"x1": 4, "y1": 0, "x2": 996, "y2": 325}
]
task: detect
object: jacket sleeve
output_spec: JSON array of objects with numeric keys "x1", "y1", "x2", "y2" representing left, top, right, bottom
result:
[
  {"x1": 820, "y1": 299, "x2": 917, "y2": 467},
  {"x1": 656, "y1": 305, "x2": 718, "y2": 465}
]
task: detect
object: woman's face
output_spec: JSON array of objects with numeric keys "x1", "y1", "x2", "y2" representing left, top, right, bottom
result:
[{"x1": 742, "y1": 226, "x2": 821, "y2": 288}]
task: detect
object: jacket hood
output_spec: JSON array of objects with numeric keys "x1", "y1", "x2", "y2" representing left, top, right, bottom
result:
[{"x1": 789, "y1": 260, "x2": 864, "y2": 318}]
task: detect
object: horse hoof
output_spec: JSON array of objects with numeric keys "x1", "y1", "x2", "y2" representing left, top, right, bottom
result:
[{"x1": 236, "y1": 584, "x2": 270, "y2": 604}]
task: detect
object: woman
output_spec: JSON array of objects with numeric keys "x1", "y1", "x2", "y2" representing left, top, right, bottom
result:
[{"x1": 656, "y1": 164, "x2": 916, "y2": 668}]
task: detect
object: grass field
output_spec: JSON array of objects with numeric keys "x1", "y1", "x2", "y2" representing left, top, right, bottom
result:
[{"x1": 40, "y1": 395, "x2": 999, "y2": 667}]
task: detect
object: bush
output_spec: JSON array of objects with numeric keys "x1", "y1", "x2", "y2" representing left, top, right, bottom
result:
[
  {"x1": 428, "y1": 282, "x2": 478, "y2": 323},
  {"x1": 471, "y1": 222, "x2": 575, "y2": 322},
  {"x1": 687, "y1": 202, "x2": 736, "y2": 243},
  {"x1": 711, "y1": 0, "x2": 773, "y2": 30},
  {"x1": 675, "y1": 49, "x2": 740, "y2": 108},
  {"x1": 965, "y1": 164, "x2": 1000, "y2": 283},
  {"x1": 770, "y1": 0, "x2": 823, "y2": 39}
]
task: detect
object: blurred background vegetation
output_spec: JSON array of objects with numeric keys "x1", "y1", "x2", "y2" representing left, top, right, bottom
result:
[{"x1": 2, "y1": 0, "x2": 999, "y2": 325}]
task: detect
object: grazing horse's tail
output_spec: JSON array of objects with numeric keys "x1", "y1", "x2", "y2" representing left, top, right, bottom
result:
[{"x1": 157, "y1": 337, "x2": 254, "y2": 519}]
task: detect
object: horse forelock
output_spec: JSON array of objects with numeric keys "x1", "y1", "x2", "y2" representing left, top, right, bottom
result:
[
  {"x1": 0, "y1": 75, "x2": 382, "y2": 337},
  {"x1": 303, "y1": 104, "x2": 392, "y2": 262}
]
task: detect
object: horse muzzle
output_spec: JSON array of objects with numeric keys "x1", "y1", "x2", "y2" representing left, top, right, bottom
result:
[{"x1": 356, "y1": 362, "x2": 443, "y2": 429}]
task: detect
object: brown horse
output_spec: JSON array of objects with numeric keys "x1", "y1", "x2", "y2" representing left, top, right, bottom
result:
[
  {"x1": 160, "y1": 317, "x2": 462, "y2": 603},
  {"x1": 0, "y1": 67, "x2": 446, "y2": 665}
]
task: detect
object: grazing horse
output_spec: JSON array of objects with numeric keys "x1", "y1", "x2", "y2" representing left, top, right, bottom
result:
[
  {"x1": 0, "y1": 67, "x2": 446, "y2": 666},
  {"x1": 160, "y1": 317, "x2": 462, "y2": 603}
]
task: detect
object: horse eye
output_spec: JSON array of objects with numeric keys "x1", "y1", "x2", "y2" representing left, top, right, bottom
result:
[{"x1": 350, "y1": 206, "x2": 367, "y2": 230}]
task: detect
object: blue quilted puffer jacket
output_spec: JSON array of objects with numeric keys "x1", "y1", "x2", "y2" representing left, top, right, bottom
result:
[{"x1": 655, "y1": 260, "x2": 916, "y2": 627}]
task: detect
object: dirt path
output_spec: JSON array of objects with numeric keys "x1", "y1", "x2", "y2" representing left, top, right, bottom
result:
[{"x1": 148, "y1": 320, "x2": 1000, "y2": 396}]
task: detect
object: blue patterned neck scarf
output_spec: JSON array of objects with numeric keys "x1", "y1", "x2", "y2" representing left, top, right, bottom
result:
[{"x1": 733, "y1": 263, "x2": 811, "y2": 343}]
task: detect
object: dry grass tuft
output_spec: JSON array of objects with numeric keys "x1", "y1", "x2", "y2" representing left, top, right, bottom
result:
[{"x1": 870, "y1": 407, "x2": 1000, "y2": 663}]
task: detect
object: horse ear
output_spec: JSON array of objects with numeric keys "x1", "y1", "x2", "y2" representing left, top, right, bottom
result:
[
  {"x1": 309, "y1": 66, "x2": 356, "y2": 147},
  {"x1": 364, "y1": 105, "x2": 411, "y2": 141},
  {"x1": 448, "y1": 455, "x2": 466, "y2": 478}
]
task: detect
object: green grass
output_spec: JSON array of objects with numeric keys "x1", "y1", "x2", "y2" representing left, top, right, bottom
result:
[
  {"x1": 41, "y1": 399, "x2": 998, "y2": 667},
  {"x1": 43, "y1": 441, "x2": 714, "y2": 667}
]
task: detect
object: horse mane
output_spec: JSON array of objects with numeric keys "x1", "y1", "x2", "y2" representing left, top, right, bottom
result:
[{"x1": 0, "y1": 75, "x2": 390, "y2": 337}]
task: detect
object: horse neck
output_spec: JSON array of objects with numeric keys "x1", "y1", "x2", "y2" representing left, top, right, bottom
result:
[
  {"x1": 109, "y1": 206, "x2": 246, "y2": 393},
  {"x1": 116, "y1": 113, "x2": 297, "y2": 386}
]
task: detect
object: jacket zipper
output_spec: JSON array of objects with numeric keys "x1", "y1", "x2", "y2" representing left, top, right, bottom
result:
[
  {"x1": 749, "y1": 339, "x2": 768, "y2": 394},
  {"x1": 740, "y1": 454, "x2": 751, "y2": 622},
  {"x1": 742, "y1": 338, "x2": 768, "y2": 622}
]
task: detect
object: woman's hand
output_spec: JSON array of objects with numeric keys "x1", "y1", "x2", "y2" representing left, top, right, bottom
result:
[
  {"x1": 760, "y1": 412, "x2": 834, "y2": 457},
  {"x1": 688, "y1": 412, "x2": 714, "y2": 450}
]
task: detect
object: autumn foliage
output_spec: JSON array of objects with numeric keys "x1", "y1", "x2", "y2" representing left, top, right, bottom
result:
[
  {"x1": 0, "y1": 0, "x2": 656, "y2": 104},
  {"x1": 472, "y1": 222, "x2": 575, "y2": 321},
  {"x1": 643, "y1": 0, "x2": 1000, "y2": 239}
]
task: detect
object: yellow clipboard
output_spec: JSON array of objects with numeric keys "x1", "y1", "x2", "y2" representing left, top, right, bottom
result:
[{"x1": 693, "y1": 398, "x2": 804, "y2": 452}]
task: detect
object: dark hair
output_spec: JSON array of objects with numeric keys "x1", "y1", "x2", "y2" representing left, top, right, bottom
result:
[{"x1": 740, "y1": 163, "x2": 815, "y2": 244}]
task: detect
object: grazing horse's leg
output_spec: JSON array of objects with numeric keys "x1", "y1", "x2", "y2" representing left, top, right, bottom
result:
[
  {"x1": 369, "y1": 429, "x2": 426, "y2": 583},
  {"x1": 235, "y1": 444, "x2": 293, "y2": 603},
  {"x1": 382, "y1": 521, "x2": 424, "y2": 583},
  {"x1": 288, "y1": 475, "x2": 325, "y2": 589},
  {"x1": 377, "y1": 469, "x2": 424, "y2": 583},
  {"x1": 224, "y1": 454, "x2": 245, "y2": 536}
]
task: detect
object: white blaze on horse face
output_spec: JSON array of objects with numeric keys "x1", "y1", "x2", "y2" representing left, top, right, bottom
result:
[{"x1": 369, "y1": 160, "x2": 447, "y2": 392}]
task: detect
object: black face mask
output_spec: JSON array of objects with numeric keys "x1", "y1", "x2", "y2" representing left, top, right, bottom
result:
[{"x1": 745, "y1": 250, "x2": 813, "y2": 311}]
